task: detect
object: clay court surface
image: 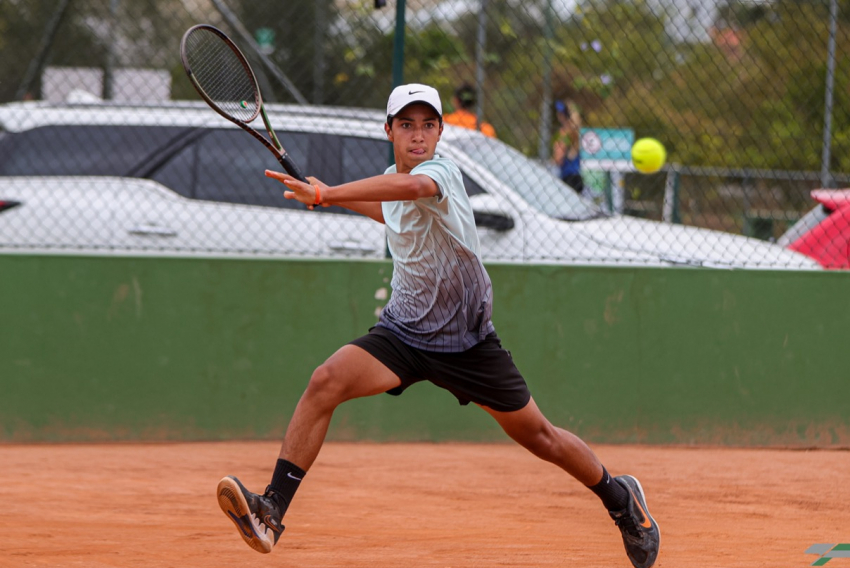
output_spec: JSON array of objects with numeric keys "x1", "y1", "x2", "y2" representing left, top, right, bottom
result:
[{"x1": 0, "y1": 441, "x2": 846, "y2": 568}]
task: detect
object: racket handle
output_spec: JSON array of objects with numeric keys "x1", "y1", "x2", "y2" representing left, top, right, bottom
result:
[{"x1": 277, "y1": 152, "x2": 309, "y2": 184}]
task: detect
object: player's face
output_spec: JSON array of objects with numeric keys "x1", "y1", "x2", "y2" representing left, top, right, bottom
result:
[{"x1": 385, "y1": 103, "x2": 443, "y2": 174}]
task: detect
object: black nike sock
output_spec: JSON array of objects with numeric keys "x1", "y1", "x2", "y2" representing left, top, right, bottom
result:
[
  {"x1": 587, "y1": 465, "x2": 630, "y2": 512},
  {"x1": 268, "y1": 459, "x2": 306, "y2": 515}
]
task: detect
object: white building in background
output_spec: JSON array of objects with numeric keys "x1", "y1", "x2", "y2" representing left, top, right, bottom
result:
[
  {"x1": 655, "y1": 0, "x2": 775, "y2": 43},
  {"x1": 42, "y1": 67, "x2": 171, "y2": 103},
  {"x1": 655, "y1": 0, "x2": 719, "y2": 43}
]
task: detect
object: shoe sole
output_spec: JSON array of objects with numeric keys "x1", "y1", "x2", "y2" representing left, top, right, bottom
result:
[
  {"x1": 621, "y1": 475, "x2": 661, "y2": 544},
  {"x1": 217, "y1": 476, "x2": 274, "y2": 554}
]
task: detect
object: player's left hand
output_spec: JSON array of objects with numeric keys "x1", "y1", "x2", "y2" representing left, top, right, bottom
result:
[{"x1": 265, "y1": 170, "x2": 330, "y2": 210}]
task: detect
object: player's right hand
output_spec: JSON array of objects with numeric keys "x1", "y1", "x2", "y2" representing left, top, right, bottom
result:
[{"x1": 265, "y1": 170, "x2": 329, "y2": 210}]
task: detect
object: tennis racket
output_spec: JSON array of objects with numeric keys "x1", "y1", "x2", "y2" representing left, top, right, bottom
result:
[{"x1": 180, "y1": 24, "x2": 308, "y2": 183}]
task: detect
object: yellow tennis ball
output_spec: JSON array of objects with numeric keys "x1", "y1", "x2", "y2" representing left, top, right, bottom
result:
[{"x1": 631, "y1": 138, "x2": 666, "y2": 174}]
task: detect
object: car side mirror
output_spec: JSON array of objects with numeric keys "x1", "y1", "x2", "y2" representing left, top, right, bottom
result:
[{"x1": 470, "y1": 194, "x2": 515, "y2": 232}]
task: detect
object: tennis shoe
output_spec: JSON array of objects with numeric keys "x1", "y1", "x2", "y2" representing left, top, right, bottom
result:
[
  {"x1": 609, "y1": 475, "x2": 660, "y2": 568},
  {"x1": 217, "y1": 475, "x2": 284, "y2": 553}
]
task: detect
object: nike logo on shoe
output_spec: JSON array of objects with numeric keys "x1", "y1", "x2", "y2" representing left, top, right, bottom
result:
[
  {"x1": 629, "y1": 489, "x2": 654, "y2": 529},
  {"x1": 264, "y1": 515, "x2": 282, "y2": 533}
]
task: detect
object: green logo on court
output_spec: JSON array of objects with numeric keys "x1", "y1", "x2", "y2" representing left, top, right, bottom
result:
[{"x1": 807, "y1": 544, "x2": 850, "y2": 565}]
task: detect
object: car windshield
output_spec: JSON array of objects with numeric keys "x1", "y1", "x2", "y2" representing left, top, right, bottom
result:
[
  {"x1": 450, "y1": 136, "x2": 604, "y2": 221},
  {"x1": 776, "y1": 204, "x2": 832, "y2": 246}
]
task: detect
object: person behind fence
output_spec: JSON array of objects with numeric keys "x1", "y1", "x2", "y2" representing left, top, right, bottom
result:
[
  {"x1": 443, "y1": 83, "x2": 497, "y2": 138},
  {"x1": 552, "y1": 99, "x2": 585, "y2": 195}
]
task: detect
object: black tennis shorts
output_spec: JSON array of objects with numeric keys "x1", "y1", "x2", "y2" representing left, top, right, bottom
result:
[{"x1": 348, "y1": 326, "x2": 532, "y2": 413}]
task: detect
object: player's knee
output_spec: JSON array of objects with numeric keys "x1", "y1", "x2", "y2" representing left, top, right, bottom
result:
[
  {"x1": 304, "y1": 362, "x2": 348, "y2": 406},
  {"x1": 516, "y1": 423, "x2": 557, "y2": 457}
]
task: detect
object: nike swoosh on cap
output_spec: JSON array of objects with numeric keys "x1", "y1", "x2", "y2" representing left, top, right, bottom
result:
[{"x1": 408, "y1": 90, "x2": 423, "y2": 95}]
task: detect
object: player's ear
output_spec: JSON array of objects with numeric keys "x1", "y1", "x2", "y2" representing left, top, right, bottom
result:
[{"x1": 384, "y1": 122, "x2": 393, "y2": 142}]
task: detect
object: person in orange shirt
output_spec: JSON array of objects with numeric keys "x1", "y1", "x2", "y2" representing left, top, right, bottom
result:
[
  {"x1": 552, "y1": 99, "x2": 584, "y2": 195},
  {"x1": 443, "y1": 83, "x2": 497, "y2": 138}
]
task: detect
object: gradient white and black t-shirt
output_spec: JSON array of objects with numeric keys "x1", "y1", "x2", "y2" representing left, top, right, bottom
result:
[{"x1": 376, "y1": 156, "x2": 495, "y2": 353}]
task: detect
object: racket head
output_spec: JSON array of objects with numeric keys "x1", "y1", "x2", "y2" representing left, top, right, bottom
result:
[{"x1": 180, "y1": 24, "x2": 261, "y2": 124}]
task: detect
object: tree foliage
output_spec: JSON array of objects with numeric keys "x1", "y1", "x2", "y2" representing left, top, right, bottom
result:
[{"x1": 1, "y1": 0, "x2": 846, "y2": 173}]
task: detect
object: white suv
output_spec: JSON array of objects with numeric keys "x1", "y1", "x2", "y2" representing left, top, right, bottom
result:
[{"x1": 0, "y1": 100, "x2": 819, "y2": 269}]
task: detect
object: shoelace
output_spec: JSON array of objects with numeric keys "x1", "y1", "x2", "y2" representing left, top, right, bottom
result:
[{"x1": 613, "y1": 512, "x2": 641, "y2": 538}]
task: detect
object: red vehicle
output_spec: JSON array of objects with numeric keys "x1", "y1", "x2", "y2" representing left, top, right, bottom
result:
[{"x1": 778, "y1": 189, "x2": 850, "y2": 269}]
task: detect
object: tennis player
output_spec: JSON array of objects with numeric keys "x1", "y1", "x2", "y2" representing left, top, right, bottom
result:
[{"x1": 216, "y1": 83, "x2": 660, "y2": 568}]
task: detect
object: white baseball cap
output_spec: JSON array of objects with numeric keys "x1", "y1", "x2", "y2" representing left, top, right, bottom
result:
[{"x1": 386, "y1": 83, "x2": 443, "y2": 120}]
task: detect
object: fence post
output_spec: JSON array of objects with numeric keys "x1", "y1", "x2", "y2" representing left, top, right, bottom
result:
[
  {"x1": 662, "y1": 165, "x2": 681, "y2": 224},
  {"x1": 475, "y1": 0, "x2": 488, "y2": 132},
  {"x1": 741, "y1": 172, "x2": 772, "y2": 240},
  {"x1": 602, "y1": 171, "x2": 613, "y2": 213},
  {"x1": 103, "y1": 0, "x2": 120, "y2": 100},
  {"x1": 821, "y1": 0, "x2": 838, "y2": 189},
  {"x1": 313, "y1": 0, "x2": 327, "y2": 104},
  {"x1": 537, "y1": 0, "x2": 554, "y2": 162},
  {"x1": 392, "y1": 0, "x2": 407, "y2": 88}
]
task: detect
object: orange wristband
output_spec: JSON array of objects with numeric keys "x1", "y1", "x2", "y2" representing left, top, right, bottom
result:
[{"x1": 313, "y1": 184, "x2": 321, "y2": 205}]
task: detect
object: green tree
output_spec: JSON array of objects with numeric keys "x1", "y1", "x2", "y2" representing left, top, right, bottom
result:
[{"x1": 0, "y1": 0, "x2": 102, "y2": 101}]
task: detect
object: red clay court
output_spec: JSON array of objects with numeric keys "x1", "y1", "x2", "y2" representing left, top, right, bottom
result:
[{"x1": 0, "y1": 441, "x2": 846, "y2": 567}]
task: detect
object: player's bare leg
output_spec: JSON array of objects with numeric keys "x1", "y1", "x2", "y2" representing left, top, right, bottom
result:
[
  {"x1": 480, "y1": 397, "x2": 602, "y2": 484},
  {"x1": 482, "y1": 398, "x2": 660, "y2": 568},
  {"x1": 279, "y1": 344, "x2": 402, "y2": 469},
  {"x1": 218, "y1": 345, "x2": 401, "y2": 553}
]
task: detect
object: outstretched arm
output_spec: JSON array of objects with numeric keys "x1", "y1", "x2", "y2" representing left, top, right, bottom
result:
[{"x1": 264, "y1": 170, "x2": 440, "y2": 224}]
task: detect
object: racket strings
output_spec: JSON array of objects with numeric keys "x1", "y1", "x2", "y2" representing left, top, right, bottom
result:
[{"x1": 185, "y1": 29, "x2": 258, "y2": 122}]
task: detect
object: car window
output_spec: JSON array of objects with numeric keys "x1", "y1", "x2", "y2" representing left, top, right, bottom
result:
[
  {"x1": 451, "y1": 136, "x2": 602, "y2": 221},
  {"x1": 152, "y1": 128, "x2": 310, "y2": 209},
  {"x1": 462, "y1": 173, "x2": 486, "y2": 197},
  {"x1": 776, "y1": 204, "x2": 831, "y2": 246},
  {"x1": 341, "y1": 136, "x2": 392, "y2": 182},
  {"x1": 0, "y1": 125, "x2": 191, "y2": 176},
  {"x1": 153, "y1": 129, "x2": 392, "y2": 214},
  {"x1": 203, "y1": 129, "x2": 306, "y2": 206}
]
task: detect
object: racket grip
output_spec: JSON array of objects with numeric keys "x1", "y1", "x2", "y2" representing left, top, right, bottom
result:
[{"x1": 278, "y1": 153, "x2": 309, "y2": 184}]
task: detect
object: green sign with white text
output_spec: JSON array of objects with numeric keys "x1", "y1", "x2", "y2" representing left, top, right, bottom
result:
[{"x1": 580, "y1": 128, "x2": 634, "y2": 162}]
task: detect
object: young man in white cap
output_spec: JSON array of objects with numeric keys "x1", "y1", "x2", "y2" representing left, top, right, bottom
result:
[{"x1": 216, "y1": 83, "x2": 660, "y2": 568}]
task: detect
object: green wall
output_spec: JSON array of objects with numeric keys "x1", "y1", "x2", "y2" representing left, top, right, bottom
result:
[{"x1": 1, "y1": 254, "x2": 848, "y2": 446}]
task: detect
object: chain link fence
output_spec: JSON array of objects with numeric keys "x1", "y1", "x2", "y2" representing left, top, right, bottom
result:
[{"x1": 1, "y1": 0, "x2": 848, "y2": 269}]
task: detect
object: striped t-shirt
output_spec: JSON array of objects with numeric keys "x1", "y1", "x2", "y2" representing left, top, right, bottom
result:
[{"x1": 376, "y1": 156, "x2": 495, "y2": 352}]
